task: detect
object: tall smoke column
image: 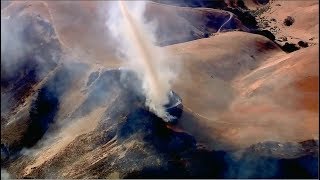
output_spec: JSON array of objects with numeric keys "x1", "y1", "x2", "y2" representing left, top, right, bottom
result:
[{"x1": 118, "y1": 1, "x2": 171, "y2": 120}]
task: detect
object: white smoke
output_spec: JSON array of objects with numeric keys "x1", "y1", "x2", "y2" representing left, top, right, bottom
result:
[
  {"x1": 105, "y1": 1, "x2": 177, "y2": 121},
  {"x1": 1, "y1": 169, "x2": 11, "y2": 180}
]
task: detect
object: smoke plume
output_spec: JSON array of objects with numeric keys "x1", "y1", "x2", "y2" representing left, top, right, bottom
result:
[{"x1": 105, "y1": 1, "x2": 176, "y2": 121}]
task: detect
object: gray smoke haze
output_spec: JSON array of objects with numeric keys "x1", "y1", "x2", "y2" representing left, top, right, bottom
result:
[
  {"x1": 1, "y1": 3, "x2": 65, "y2": 174},
  {"x1": 1, "y1": 169, "x2": 11, "y2": 180},
  {"x1": 1, "y1": 9, "x2": 61, "y2": 118}
]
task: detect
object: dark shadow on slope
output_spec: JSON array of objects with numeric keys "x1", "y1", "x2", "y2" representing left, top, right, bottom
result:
[
  {"x1": 254, "y1": 0, "x2": 270, "y2": 5},
  {"x1": 151, "y1": 0, "x2": 228, "y2": 9},
  {"x1": 251, "y1": 29, "x2": 275, "y2": 41},
  {"x1": 86, "y1": 71, "x2": 100, "y2": 87},
  {"x1": 280, "y1": 42, "x2": 300, "y2": 53},
  {"x1": 151, "y1": 0, "x2": 257, "y2": 29},
  {"x1": 224, "y1": 8, "x2": 258, "y2": 29},
  {"x1": 5, "y1": 63, "x2": 88, "y2": 152},
  {"x1": 21, "y1": 67, "x2": 71, "y2": 148}
]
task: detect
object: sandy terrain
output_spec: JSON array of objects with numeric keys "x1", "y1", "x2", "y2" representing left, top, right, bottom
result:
[
  {"x1": 166, "y1": 31, "x2": 318, "y2": 149},
  {"x1": 255, "y1": 0, "x2": 319, "y2": 45}
]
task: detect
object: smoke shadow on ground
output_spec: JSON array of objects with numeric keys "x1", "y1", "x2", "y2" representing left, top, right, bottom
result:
[
  {"x1": 20, "y1": 64, "x2": 86, "y2": 149},
  {"x1": 2, "y1": 62, "x2": 88, "y2": 160}
]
